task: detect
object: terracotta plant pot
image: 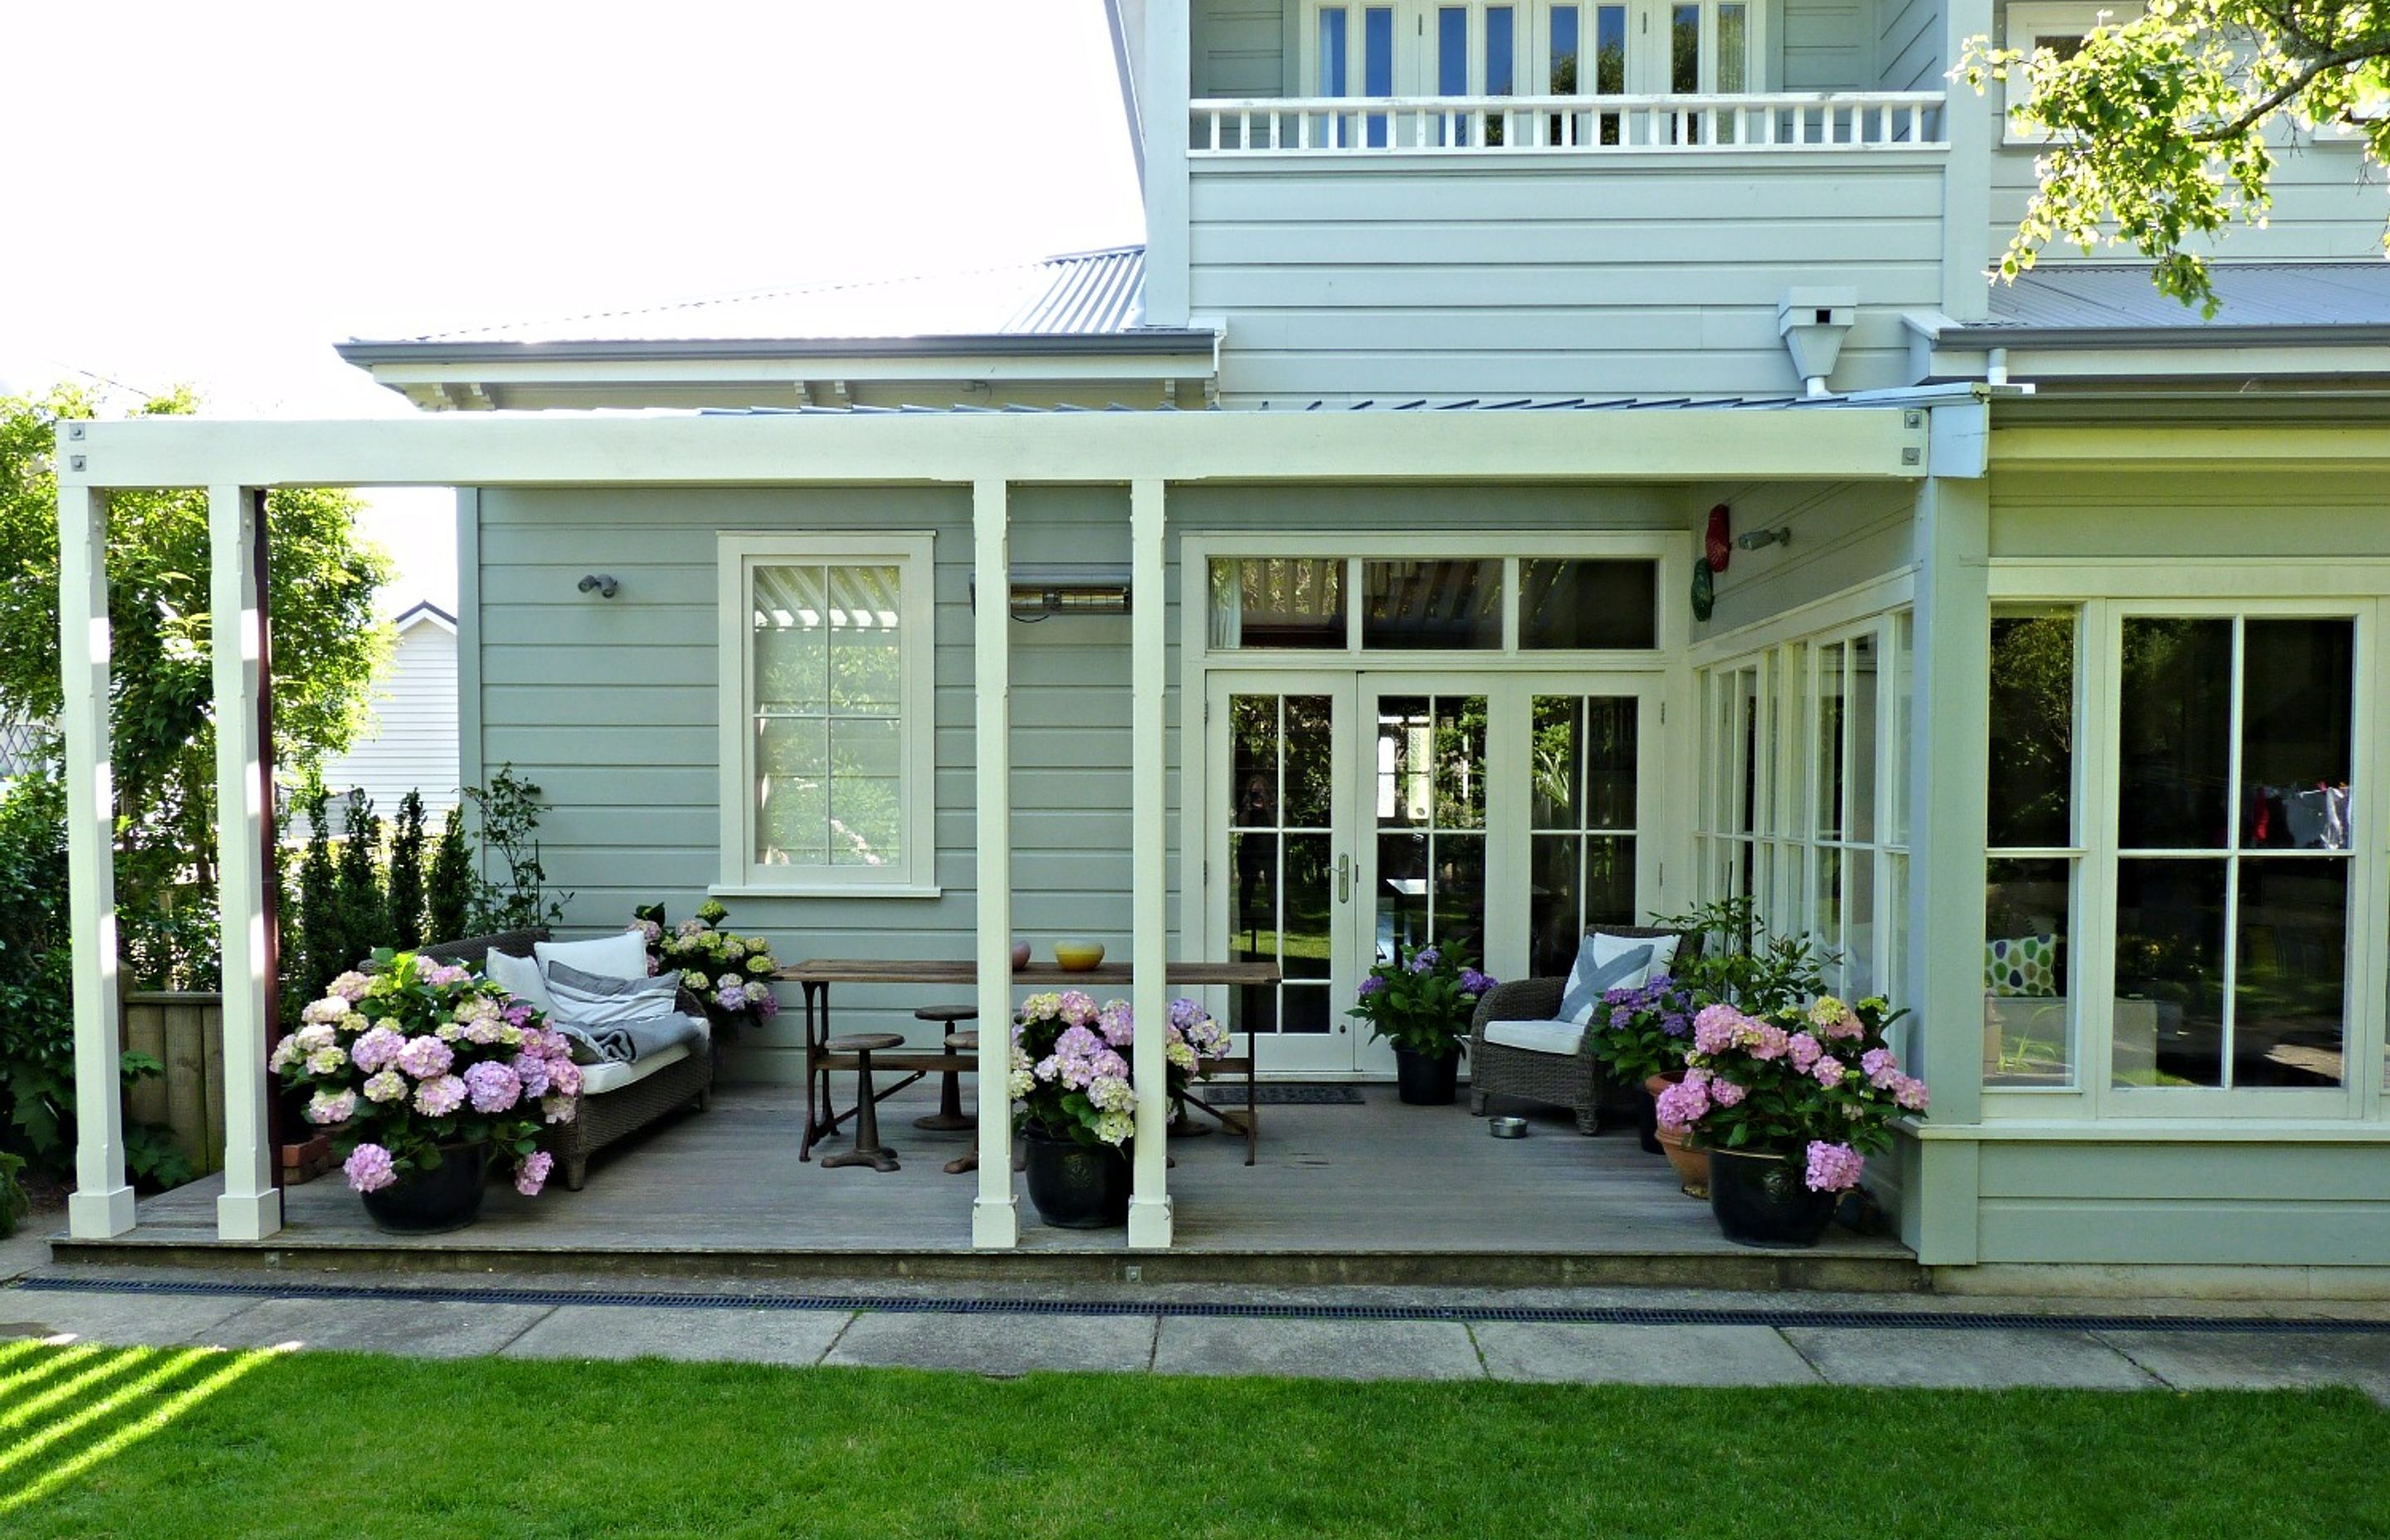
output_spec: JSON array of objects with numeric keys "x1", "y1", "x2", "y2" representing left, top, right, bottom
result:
[{"x1": 1645, "y1": 1073, "x2": 1710, "y2": 1198}]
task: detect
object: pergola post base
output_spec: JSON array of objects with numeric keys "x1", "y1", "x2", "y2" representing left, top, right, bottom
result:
[{"x1": 68, "y1": 1187, "x2": 136, "y2": 1240}]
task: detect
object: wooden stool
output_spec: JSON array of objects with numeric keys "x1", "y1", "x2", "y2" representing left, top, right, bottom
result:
[
  {"x1": 914, "y1": 1007, "x2": 978, "y2": 1131},
  {"x1": 939, "y1": 1029, "x2": 984, "y2": 1174},
  {"x1": 822, "y1": 1032, "x2": 905, "y2": 1172}
]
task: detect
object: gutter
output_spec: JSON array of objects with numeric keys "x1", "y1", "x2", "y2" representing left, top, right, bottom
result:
[
  {"x1": 1944, "y1": 321, "x2": 2390, "y2": 350},
  {"x1": 336, "y1": 330, "x2": 1222, "y2": 367}
]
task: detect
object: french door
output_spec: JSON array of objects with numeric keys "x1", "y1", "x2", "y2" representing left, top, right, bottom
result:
[
  {"x1": 1304, "y1": 2, "x2": 1758, "y2": 104},
  {"x1": 1208, "y1": 669, "x2": 1662, "y2": 1076}
]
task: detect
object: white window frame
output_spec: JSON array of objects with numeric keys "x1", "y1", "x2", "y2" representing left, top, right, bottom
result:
[
  {"x1": 1297, "y1": 0, "x2": 1767, "y2": 101},
  {"x1": 2002, "y1": 0, "x2": 2139, "y2": 145},
  {"x1": 715, "y1": 531, "x2": 938, "y2": 899},
  {"x1": 1983, "y1": 560, "x2": 2388, "y2": 1126}
]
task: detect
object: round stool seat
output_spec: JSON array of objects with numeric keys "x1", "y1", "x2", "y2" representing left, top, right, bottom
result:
[
  {"x1": 830, "y1": 1031, "x2": 906, "y2": 1054},
  {"x1": 913, "y1": 1005, "x2": 978, "y2": 1024},
  {"x1": 945, "y1": 1030, "x2": 980, "y2": 1051}
]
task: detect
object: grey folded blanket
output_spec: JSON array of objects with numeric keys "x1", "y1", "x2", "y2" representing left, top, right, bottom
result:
[{"x1": 555, "y1": 1012, "x2": 705, "y2": 1066}]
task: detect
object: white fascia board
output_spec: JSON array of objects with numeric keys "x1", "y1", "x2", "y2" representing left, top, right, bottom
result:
[
  {"x1": 58, "y1": 405, "x2": 1930, "y2": 490},
  {"x1": 363, "y1": 352, "x2": 1219, "y2": 388}
]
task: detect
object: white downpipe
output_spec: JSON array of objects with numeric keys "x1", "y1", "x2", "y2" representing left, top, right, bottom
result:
[
  {"x1": 58, "y1": 477, "x2": 135, "y2": 1240},
  {"x1": 209, "y1": 485, "x2": 281, "y2": 1241}
]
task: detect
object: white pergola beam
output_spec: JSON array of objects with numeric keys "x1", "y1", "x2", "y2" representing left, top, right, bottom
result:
[
  {"x1": 1126, "y1": 479, "x2": 1171, "y2": 1249},
  {"x1": 209, "y1": 485, "x2": 282, "y2": 1242},
  {"x1": 59, "y1": 406, "x2": 1930, "y2": 490},
  {"x1": 59, "y1": 483, "x2": 135, "y2": 1240},
  {"x1": 970, "y1": 477, "x2": 1018, "y2": 1250}
]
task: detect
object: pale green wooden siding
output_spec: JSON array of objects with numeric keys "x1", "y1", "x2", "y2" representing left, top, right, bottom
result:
[
  {"x1": 1782, "y1": 0, "x2": 1875, "y2": 89},
  {"x1": 476, "y1": 481, "x2": 1690, "y2": 1082},
  {"x1": 1976, "y1": 1144, "x2": 2390, "y2": 1265},
  {"x1": 1873, "y1": 0, "x2": 1939, "y2": 89},
  {"x1": 1992, "y1": 468, "x2": 2390, "y2": 558},
  {"x1": 1189, "y1": 161, "x2": 1949, "y2": 402},
  {"x1": 1690, "y1": 478, "x2": 1916, "y2": 641},
  {"x1": 1194, "y1": 0, "x2": 1288, "y2": 97}
]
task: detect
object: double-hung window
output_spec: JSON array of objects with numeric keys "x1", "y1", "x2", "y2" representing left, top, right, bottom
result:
[{"x1": 717, "y1": 534, "x2": 936, "y2": 895}]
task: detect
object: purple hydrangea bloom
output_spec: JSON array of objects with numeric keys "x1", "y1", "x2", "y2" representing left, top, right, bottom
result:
[
  {"x1": 515, "y1": 1150, "x2": 555, "y2": 1196},
  {"x1": 350, "y1": 1026, "x2": 406, "y2": 1075},
  {"x1": 412, "y1": 1074, "x2": 467, "y2": 1117},
  {"x1": 1805, "y1": 1140, "x2": 1866, "y2": 1192},
  {"x1": 463, "y1": 1060, "x2": 523, "y2": 1114},
  {"x1": 1459, "y1": 967, "x2": 1495, "y2": 996},
  {"x1": 343, "y1": 1143, "x2": 397, "y2": 1193},
  {"x1": 511, "y1": 1052, "x2": 553, "y2": 1100},
  {"x1": 395, "y1": 1035, "x2": 454, "y2": 1080},
  {"x1": 1357, "y1": 975, "x2": 1387, "y2": 998}
]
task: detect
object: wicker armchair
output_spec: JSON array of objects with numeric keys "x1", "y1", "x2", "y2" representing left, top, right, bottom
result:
[
  {"x1": 1467, "y1": 924, "x2": 1692, "y2": 1135},
  {"x1": 415, "y1": 928, "x2": 715, "y2": 1190}
]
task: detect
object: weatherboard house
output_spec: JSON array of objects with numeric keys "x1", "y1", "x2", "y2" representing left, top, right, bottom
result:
[{"x1": 52, "y1": 0, "x2": 2390, "y2": 1288}]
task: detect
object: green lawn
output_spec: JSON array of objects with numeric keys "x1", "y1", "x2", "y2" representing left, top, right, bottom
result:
[{"x1": 3, "y1": 1338, "x2": 2387, "y2": 1538}]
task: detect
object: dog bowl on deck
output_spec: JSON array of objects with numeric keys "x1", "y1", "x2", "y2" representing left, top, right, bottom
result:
[{"x1": 1488, "y1": 1116, "x2": 1529, "y2": 1139}]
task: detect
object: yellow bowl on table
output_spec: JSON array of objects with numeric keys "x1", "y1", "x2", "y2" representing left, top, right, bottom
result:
[{"x1": 1052, "y1": 941, "x2": 1106, "y2": 972}]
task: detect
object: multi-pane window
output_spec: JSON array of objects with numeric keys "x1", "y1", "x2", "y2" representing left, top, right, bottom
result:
[
  {"x1": 1374, "y1": 694, "x2": 1490, "y2": 964},
  {"x1": 1229, "y1": 693, "x2": 1339, "y2": 1036},
  {"x1": 1984, "y1": 608, "x2": 2080, "y2": 1087},
  {"x1": 1529, "y1": 694, "x2": 1640, "y2": 975},
  {"x1": 1208, "y1": 555, "x2": 1658, "y2": 655},
  {"x1": 719, "y1": 534, "x2": 934, "y2": 893},
  {"x1": 1695, "y1": 611, "x2": 1909, "y2": 1006},
  {"x1": 2112, "y1": 615, "x2": 2353, "y2": 1090}
]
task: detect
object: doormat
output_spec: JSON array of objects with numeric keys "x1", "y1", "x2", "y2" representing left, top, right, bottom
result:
[{"x1": 1200, "y1": 1084, "x2": 1364, "y2": 1106}]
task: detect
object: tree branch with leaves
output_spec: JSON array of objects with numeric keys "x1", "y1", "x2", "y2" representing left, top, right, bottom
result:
[{"x1": 1958, "y1": 0, "x2": 2390, "y2": 312}]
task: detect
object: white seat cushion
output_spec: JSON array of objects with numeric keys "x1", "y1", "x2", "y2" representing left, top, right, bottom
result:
[
  {"x1": 1483, "y1": 1018, "x2": 1586, "y2": 1055},
  {"x1": 576, "y1": 1016, "x2": 710, "y2": 1096},
  {"x1": 533, "y1": 930, "x2": 649, "y2": 982}
]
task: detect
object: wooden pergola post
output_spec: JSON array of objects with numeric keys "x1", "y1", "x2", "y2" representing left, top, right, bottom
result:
[
  {"x1": 1127, "y1": 479, "x2": 1173, "y2": 1247},
  {"x1": 970, "y1": 477, "x2": 1018, "y2": 1249}
]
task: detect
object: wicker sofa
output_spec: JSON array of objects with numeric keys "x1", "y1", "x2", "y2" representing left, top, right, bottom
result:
[
  {"x1": 1466, "y1": 924, "x2": 1691, "y2": 1134},
  {"x1": 415, "y1": 928, "x2": 715, "y2": 1190}
]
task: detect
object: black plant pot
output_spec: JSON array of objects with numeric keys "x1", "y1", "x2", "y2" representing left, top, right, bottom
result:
[
  {"x1": 1393, "y1": 1045, "x2": 1461, "y2": 1106},
  {"x1": 359, "y1": 1142, "x2": 490, "y2": 1235},
  {"x1": 1636, "y1": 1091, "x2": 1663, "y2": 1155},
  {"x1": 1022, "y1": 1128, "x2": 1131, "y2": 1229},
  {"x1": 1708, "y1": 1146, "x2": 1838, "y2": 1249}
]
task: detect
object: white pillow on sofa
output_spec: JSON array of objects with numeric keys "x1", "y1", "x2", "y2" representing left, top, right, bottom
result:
[
  {"x1": 482, "y1": 949, "x2": 556, "y2": 1018},
  {"x1": 533, "y1": 930, "x2": 649, "y2": 983}
]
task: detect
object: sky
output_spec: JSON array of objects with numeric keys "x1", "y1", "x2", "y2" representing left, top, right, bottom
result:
[{"x1": 0, "y1": 0, "x2": 1144, "y2": 612}]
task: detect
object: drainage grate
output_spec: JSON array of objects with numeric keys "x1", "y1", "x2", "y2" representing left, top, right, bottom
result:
[{"x1": 10, "y1": 1274, "x2": 2388, "y2": 1334}]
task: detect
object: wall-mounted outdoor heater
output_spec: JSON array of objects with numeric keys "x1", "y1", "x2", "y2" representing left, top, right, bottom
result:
[{"x1": 968, "y1": 565, "x2": 1133, "y2": 621}]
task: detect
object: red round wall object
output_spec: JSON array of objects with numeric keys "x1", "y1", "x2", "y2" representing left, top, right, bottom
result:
[{"x1": 1705, "y1": 504, "x2": 1732, "y2": 573}]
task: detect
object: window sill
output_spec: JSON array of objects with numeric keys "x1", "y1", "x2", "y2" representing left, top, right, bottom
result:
[{"x1": 710, "y1": 883, "x2": 944, "y2": 901}]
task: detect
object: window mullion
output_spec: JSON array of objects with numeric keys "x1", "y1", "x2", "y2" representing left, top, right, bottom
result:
[{"x1": 2220, "y1": 615, "x2": 2247, "y2": 1089}]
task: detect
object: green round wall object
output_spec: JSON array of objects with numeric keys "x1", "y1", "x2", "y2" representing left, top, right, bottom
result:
[{"x1": 1690, "y1": 557, "x2": 1715, "y2": 622}]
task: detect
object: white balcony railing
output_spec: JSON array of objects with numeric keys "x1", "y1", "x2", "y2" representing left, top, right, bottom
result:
[{"x1": 1190, "y1": 91, "x2": 1948, "y2": 155}]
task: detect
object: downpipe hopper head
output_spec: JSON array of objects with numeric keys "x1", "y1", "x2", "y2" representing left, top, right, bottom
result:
[{"x1": 1778, "y1": 287, "x2": 1858, "y2": 399}]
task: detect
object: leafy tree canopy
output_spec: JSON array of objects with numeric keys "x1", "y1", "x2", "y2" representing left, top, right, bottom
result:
[
  {"x1": 1959, "y1": 0, "x2": 2390, "y2": 312},
  {"x1": 0, "y1": 384, "x2": 391, "y2": 982}
]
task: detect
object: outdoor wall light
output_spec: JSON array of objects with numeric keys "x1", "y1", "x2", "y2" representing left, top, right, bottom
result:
[
  {"x1": 577, "y1": 573, "x2": 620, "y2": 599},
  {"x1": 1736, "y1": 528, "x2": 1792, "y2": 552}
]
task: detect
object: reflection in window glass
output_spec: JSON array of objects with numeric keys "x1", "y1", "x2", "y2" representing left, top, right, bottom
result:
[
  {"x1": 1376, "y1": 695, "x2": 1488, "y2": 967},
  {"x1": 2241, "y1": 619, "x2": 2354, "y2": 849},
  {"x1": 1849, "y1": 632, "x2": 1878, "y2": 844},
  {"x1": 1518, "y1": 559, "x2": 1657, "y2": 649},
  {"x1": 1438, "y1": 5, "x2": 1471, "y2": 144},
  {"x1": 1319, "y1": 7, "x2": 1349, "y2": 94},
  {"x1": 2119, "y1": 616, "x2": 2233, "y2": 850},
  {"x1": 1530, "y1": 696, "x2": 1639, "y2": 976},
  {"x1": 1986, "y1": 856, "x2": 2072, "y2": 1085},
  {"x1": 1988, "y1": 609, "x2": 2075, "y2": 850},
  {"x1": 1672, "y1": 3, "x2": 1701, "y2": 93},
  {"x1": 1228, "y1": 693, "x2": 1338, "y2": 1037},
  {"x1": 1816, "y1": 641, "x2": 1845, "y2": 841},
  {"x1": 1594, "y1": 3, "x2": 1627, "y2": 91},
  {"x1": 1718, "y1": 1, "x2": 1748, "y2": 91},
  {"x1": 1486, "y1": 6, "x2": 1515, "y2": 92},
  {"x1": 2236, "y1": 858, "x2": 2347, "y2": 1087},
  {"x1": 1362, "y1": 559, "x2": 1501, "y2": 650},
  {"x1": 1890, "y1": 609, "x2": 1914, "y2": 846},
  {"x1": 2114, "y1": 857, "x2": 2227, "y2": 1087},
  {"x1": 1550, "y1": 3, "x2": 1579, "y2": 89},
  {"x1": 752, "y1": 562, "x2": 905, "y2": 870},
  {"x1": 1208, "y1": 558, "x2": 1346, "y2": 649}
]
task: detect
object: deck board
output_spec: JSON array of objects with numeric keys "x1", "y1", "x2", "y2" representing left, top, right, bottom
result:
[{"x1": 61, "y1": 1084, "x2": 1918, "y2": 1287}]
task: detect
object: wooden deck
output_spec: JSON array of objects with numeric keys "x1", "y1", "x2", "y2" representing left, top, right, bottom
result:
[{"x1": 49, "y1": 1084, "x2": 1921, "y2": 1290}]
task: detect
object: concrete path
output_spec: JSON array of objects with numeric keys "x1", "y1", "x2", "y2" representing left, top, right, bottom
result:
[{"x1": 7, "y1": 1270, "x2": 2390, "y2": 1397}]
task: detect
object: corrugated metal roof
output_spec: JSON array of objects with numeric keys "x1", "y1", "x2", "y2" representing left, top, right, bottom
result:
[
  {"x1": 396, "y1": 246, "x2": 1151, "y2": 346},
  {"x1": 699, "y1": 383, "x2": 1995, "y2": 415},
  {"x1": 1975, "y1": 261, "x2": 2390, "y2": 332}
]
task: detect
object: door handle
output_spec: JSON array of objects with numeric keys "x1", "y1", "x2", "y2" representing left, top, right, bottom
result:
[{"x1": 1338, "y1": 852, "x2": 1352, "y2": 904}]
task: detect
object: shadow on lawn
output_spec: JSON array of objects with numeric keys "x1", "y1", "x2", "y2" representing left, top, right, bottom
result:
[{"x1": 0, "y1": 1338, "x2": 283, "y2": 1516}]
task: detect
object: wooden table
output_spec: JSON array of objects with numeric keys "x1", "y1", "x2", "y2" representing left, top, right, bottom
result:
[{"x1": 777, "y1": 959, "x2": 1282, "y2": 1164}]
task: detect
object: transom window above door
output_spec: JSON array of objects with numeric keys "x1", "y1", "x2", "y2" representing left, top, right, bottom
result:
[
  {"x1": 1305, "y1": 0, "x2": 1763, "y2": 103},
  {"x1": 1207, "y1": 554, "x2": 1658, "y2": 654}
]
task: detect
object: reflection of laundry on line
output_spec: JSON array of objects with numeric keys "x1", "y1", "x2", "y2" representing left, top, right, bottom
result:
[{"x1": 2252, "y1": 783, "x2": 2351, "y2": 850}]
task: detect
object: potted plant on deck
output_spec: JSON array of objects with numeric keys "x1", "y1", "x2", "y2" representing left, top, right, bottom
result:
[
  {"x1": 1656, "y1": 992, "x2": 1927, "y2": 1248},
  {"x1": 1584, "y1": 972, "x2": 1702, "y2": 1179},
  {"x1": 632, "y1": 900, "x2": 781, "y2": 1060},
  {"x1": 1349, "y1": 946, "x2": 1495, "y2": 1105},
  {"x1": 272, "y1": 953, "x2": 585, "y2": 1234},
  {"x1": 1010, "y1": 990, "x2": 1230, "y2": 1228}
]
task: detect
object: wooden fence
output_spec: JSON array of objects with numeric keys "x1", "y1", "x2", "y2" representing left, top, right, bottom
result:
[{"x1": 120, "y1": 992, "x2": 224, "y2": 1177}]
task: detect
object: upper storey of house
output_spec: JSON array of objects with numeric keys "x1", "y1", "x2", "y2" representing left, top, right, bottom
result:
[{"x1": 1119, "y1": 0, "x2": 2390, "y2": 404}]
